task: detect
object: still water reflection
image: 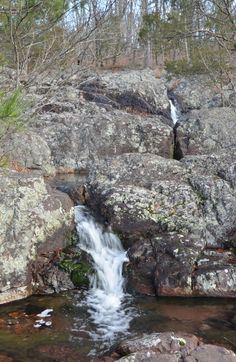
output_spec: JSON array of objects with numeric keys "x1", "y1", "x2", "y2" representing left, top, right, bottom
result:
[{"x1": 0, "y1": 292, "x2": 235, "y2": 361}]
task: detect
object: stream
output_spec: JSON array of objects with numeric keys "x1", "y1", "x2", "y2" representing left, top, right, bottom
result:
[
  {"x1": 0, "y1": 199, "x2": 235, "y2": 360},
  {"x1": 0, "y1": 293, "x2": 235, "y2": 361}
]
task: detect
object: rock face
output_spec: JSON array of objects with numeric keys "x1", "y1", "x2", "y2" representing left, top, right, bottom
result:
[
  {"x1": 166, "y1": 75, "x2": 221, "y2": 110},
  {"x1": 2, "y1": 68, "x2": 236, "y2": 299},
  {"x1": 79, "y1": 69, "x2": 170, "y2": 115},
  {"x1": 33, "y1": 105, "x2": 173, "y2": 173},
  {"x1": 177, "y1": 107, "x2": 236, "y2": 157},
  {"x1": 86, "y1": 151, "x2": 236, "y2": 297},
  {"x1": 115, "y1": 332, "x2": 236, "y2": 362},
  {"x1": 0, "y1": 130, "x2": 55, "y2": 176},
  {"x1": 0, "y1": 170, "x2": 74, "y2": 304}
]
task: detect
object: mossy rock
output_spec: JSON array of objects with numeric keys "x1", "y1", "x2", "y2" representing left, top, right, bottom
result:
[
  {"x1": 59, "y1": 255, "x2": 91, "y2": 288},
  {"x1": 70, "y1": 263, "x2": 91, "y2": 288}
]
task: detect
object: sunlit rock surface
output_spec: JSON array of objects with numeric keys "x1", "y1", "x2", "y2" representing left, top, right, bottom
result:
[
  {"x1": 116, "y1": 332, "x2": 236, "y2": 362},
  {"x1": 0, "y1": 170, "x2": 74, "y2": 304}
]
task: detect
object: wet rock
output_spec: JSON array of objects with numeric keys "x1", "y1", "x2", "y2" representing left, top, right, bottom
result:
[
  {"x1": 0, "y1": 353, "x2": 13, "y2": 362},
  {"x1": 116, "y1": 332, "x2": 236, "y2": 362},
  {"x1": 176, "y1": 107, "x2": 236, "y2": 157},
  {"x1": 0, "y1": 170, "x2": 74, "y2": 304},
  {"x1": 34, "y1": 262, "x2": 74, "y2": 294},
  {"x1": 0, "y1": 130, "x2": 55, "y2": 176}
]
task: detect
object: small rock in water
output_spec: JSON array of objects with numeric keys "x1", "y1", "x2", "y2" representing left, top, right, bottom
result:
[
  {"x1": 36, "y1": 309, "x2": 53, "y2": 318},
  {"x1": 34, "y1": 319, "x2": 52, "y2": 328},
  {"x1": 34, "y1": 323, "x2": 43, "y2": 328}
]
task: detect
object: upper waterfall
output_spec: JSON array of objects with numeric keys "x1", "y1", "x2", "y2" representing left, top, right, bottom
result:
[{"x1": 169, "y1": 99, "x2": 178, "y2": 125}]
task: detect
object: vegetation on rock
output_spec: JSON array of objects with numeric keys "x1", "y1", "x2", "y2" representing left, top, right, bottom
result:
[{"x1": 0, "y1": 88, "x2": 25, "y2": 165}]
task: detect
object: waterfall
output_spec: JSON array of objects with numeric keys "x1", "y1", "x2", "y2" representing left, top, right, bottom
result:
[
  {"x1": 75, "y1": 205, "x2": 133, "y2": 343},
  {"x1": 169, "y1": 99, "x2": 178, "y2": 125}
]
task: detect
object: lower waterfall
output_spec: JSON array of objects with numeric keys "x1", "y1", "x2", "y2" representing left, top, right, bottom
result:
[{"x1": 75, "y1": 205, "x2": 134, "y2": 344}]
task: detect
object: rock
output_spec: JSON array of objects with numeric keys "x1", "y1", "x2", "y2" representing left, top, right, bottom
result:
[
  {"x1": 0, "y1": 169, "x2": 74, "y2": 304},
  {"x1": 86, "y1": 153, "x2": 203, "y2": 242},
  {"x1": 166, "y1": 75, "x2": 221, "y2": 110},
  {"x1": 79, "y1": 69, "x2": 170, "y2": 115},
  {"x1": 193, "y1": 263, "x2": 236, "y2": 298},
  {"x1": 181, "y1": 150, "x2": 236, "y2": 187},
  {"x1": 116, "y1": 333, "x2": 236, "y2": 362},
  {"x1": 181, "y1": 150, "x2": 236, "y2": 247},
  {"x1": 176, "y1": 107, "x2": 236, "y2": 157},
  {"x1": 117, "y1": 351, "x2": 178, "y2": 361},
  {"x1": 0, "y1": 130, "x2": 55, "y2": 176},
  {"x1": 184, "y1": 344, "x2": 236, "y2": 362},
  {"x1": 34, "y1": 260, "x2": 75, "y2": 294},
  {"x1": 116, "y1": 332, "x2": 199, "y2": 355},
  {"x1": 34, "y1": 106, "x2": 173, "y2": 173},
  {"x1": 86, "y1": 152, "x2": 236, "y2": 297},
  {"x1": 40, "y1": 102, "x2": 75, "y2": 114}
]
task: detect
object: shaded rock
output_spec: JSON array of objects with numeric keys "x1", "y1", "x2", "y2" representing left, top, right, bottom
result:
[
  {"x1": 176, "y1": 107, "x2": 236, "y2": 157},
  {"x1": 0, "y1": 170, "x2": 74, "y2": 304},
  {"x1": 40, "y1": 102, "x2": 75, "y2": 114},
  {"x1": 153, "y1": 233, "x2": 202, "y2": 296},
  {"x1": 116, "y1": 332, "x2": 236, "y2": 362},
  {"x1": 34, "y1": 262, "x2": 74, "y2": 294},
  {"x1": 127, "y1": 239, "x2": 156, "y2": 295},
  {"x1": 0, "y1": 130, "x2": 55, "y2": 176},
  {"x1": 79, "y1": 69, "x2": 170, "y2": 115}
]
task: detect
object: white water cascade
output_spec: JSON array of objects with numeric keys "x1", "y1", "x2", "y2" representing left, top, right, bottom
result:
[
  {"x1": 169, "y1": 99, "x2": 178, "y2": 125},
  {"x1": 75, "y1": 205, "x2": 133, "y2": 343}
]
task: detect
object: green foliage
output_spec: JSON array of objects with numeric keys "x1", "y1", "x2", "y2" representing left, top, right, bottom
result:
[
  {"x1": 70, "y1": 263, "x2": 91, "y2": 288},
  {"x1": 165, "y1": 58, "x2": 207, "y2": 75},
  {"x1": 165, "y1": 46, "x2": 229, "y2": 76},
  {"x1": 0, "y1": 89, "x2": 24, "y2": 140},
  {"x1": 59, "y1": 251, "x2": 92, "y2": 288},
  {"x1": 0, "y1": 53, "x2": 8, "y2": 67}
]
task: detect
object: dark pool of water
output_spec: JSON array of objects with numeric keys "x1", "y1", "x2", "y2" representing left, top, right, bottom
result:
[{"x1": 0, "y1": 292, "x2": 235, "y2": 361}]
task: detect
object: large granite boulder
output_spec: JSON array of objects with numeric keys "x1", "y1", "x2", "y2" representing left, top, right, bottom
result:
[
  {"x1": 79, "y1": 69, "x2": 170, "y2": 115},
  {"x1": 86, "y1": 152, "x2": 236, "y2": 297},
  {"x1": 116, "y1": 332, "x2": 236, "y2": 362},
  {"x1": 0, "y1": 169, "x2": 74, "y2": 304},
  {"x1": 0, "y1": 130, "x2": 55, "y2": 176},
  {"x1": 33, "y1": 104, "x2": 173, "y2": 173},
  {"x1": 176, "y1": 107, "x2": 236, "y2": 157},
  {"x1": 166, "y1": 75, "x2": 221, "y2": 110}
]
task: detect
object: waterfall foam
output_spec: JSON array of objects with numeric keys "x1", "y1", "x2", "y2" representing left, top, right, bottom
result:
[
  {"x1": 169, "y1": 99, "x2": 178, "y2": 125},
  {"x1": 75, "y1": 205, "x2": 134, "y2": 343}
]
